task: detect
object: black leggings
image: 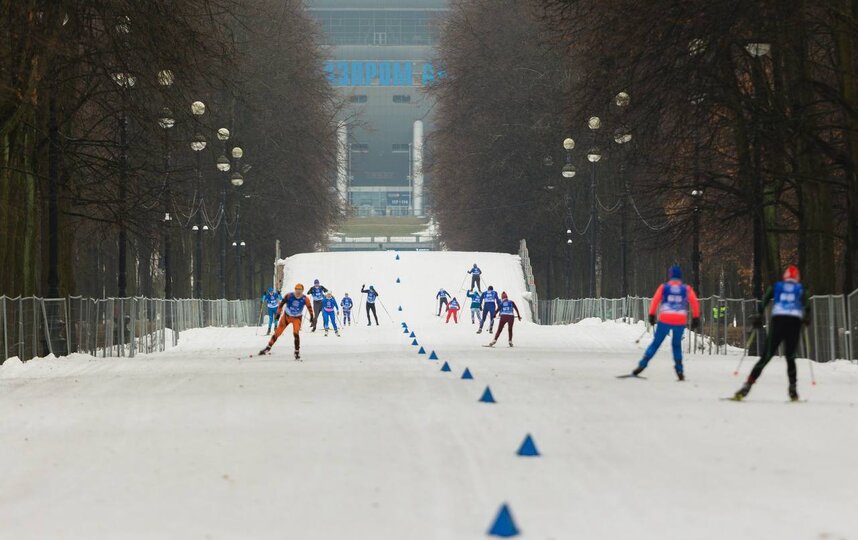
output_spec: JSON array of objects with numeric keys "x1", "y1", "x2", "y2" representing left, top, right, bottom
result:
[
  {"x1": 366, "y1": 303, "x2": 379, "y2": 325},
  {"x1": 437, "y1": 297, "x2": 448, "y2": 315},
  {"x1": 748, "y1": 316, "x2": 803, "y2": 385}
]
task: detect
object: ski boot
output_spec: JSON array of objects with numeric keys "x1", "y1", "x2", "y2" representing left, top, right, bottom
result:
[
  {"x1": 294, "y1": 350, "x2": 301, "y2": 361},
  {"x1": 487, "y1": 340, "x2": 497, "y2": 347},
  {"x1": 631, "y1": 366, "x2": 645, "y2": 377},
  {"x1": 476, "y1": 328, "x2": 482, "y2": 334},
  {"x1": 266, "y1": 329, "x2": 271, "y2": 336},
  {"x1": 788, "y1": 384, "x2": 799, "y2": 402},
  {"x1": 258, "y1": 346, "x2": 271, "y2": 356},
  {"x1": 324, "y1": 329, "x2": 329, "y2": 337},
  {"x1": 335, "y1": 329, "x2": 340, "y2": 337},
  {"x1": 733, "y1": 383, "x2": 752, "y2": 401},
  {"x1": 676, "y1": 370, "x2": 685, "y2": 382},
  {"x1": 509, "y1": 341, "x2": 514, "y2": 348}
]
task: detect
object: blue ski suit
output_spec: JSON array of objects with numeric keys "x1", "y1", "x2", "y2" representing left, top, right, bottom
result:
[
  {"x1": 262, "y1": 289, "x2": 283, "y2": 332},
  {"x1": 322, "y1": 297, "x2": 339, "y2": 331}
]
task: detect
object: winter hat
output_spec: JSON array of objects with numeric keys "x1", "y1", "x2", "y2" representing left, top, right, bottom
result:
[
  {"x1": 268, "y1": 287, "x2": 274, "y2": 294},
  {"x1": 783, "y1": 265, "x2": 800, "y2": 282},
  {"x1": 294, "y1": 283, "x2": 304, "y2": 291},
  {"x1": 488, "y1": 286, "x2": 494, "y2": 291},
  {"x1": 314, "y1": 279, "x2": 320, "y2": 285},
  {"x1": 501, "y1": 291, "x2": 508, "y2": 299},
  {"x1": 668, "y1": 264, "x2": 682, "y2": 280}
]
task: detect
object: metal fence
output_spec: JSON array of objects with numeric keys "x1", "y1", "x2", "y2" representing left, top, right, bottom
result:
[
  {"x1": 538, "y1": 292, "x2": 858, "y2": 363},
  {"x1": 0, "y1": 297, "x2": 259, "y2": 365},
  {"x1": 518, "y1": 239, "x2": 541, "y2": 324}
]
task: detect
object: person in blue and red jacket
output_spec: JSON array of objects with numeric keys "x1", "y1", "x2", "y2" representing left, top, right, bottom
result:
[
  {"x1": 446, "y1": 297, "x2": 461, "y2": 324},
  {"x1": 733, "y1": 265, "x2": 811, "y2": 401},
  {"x1": 629, "y1": 264, "x2": 700, "y2": 380},
  {"x1": 261, "y1": 287, "x2": 282, "y2": 335}
]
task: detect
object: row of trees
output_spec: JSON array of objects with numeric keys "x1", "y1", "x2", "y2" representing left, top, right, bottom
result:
[
  {"x1": 0, "y1": 0, "x2": 340, "y2": 299},
  {"x1": 429, "y1": 0, "x2": 857, "y2": 298}
]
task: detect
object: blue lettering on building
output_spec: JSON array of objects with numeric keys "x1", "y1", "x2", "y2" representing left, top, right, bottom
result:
[{"x1": 323, "y1": 62, "x2": 438, "y2": 87}]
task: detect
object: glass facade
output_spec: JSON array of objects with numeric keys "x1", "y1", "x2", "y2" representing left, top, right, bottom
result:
[
  {"x1": 307, "y1": 1, "x2": 447, "y2": 216},
  {"x1": 316, "y1": 10, "x2": 441, "y2": 46}
]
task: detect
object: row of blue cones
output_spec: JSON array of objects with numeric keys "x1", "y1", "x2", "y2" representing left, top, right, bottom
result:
[{"x1": 400, "y1": 317, "x2": 535, "y2": 537}]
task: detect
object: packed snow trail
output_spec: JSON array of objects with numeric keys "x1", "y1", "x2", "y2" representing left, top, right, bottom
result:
[{"x1": 1, "y1": 251, "x2": 857, "y2": 539}]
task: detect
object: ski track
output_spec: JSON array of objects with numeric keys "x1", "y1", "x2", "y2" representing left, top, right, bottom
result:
[{"x1": 1, "y1": 251, "x2": 857, "y2": 539}]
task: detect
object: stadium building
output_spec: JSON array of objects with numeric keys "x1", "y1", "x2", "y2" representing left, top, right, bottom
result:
[{"x1": 306, "y1": 0, "x2": 448, "y2": 217}]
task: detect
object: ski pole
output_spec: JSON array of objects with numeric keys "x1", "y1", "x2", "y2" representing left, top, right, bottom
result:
[
  {"x1": 459, "y1": 274, "x2": 468, "y2": 292},
  {"x1": 733, "y1": 331, "x2": 757, "y2": 376},
  {"x1": 377, "y1": 299, "x2": 395, "y2": 323},
  {"x1": 804, "y1": 327, "x2": 817, "y2": 386},
  {"x1": 634, "y1": 327, "x2": 648, "y2": 344},
  {"x1": 357, "y1": 294, "x2": 364, "y2": 324}
]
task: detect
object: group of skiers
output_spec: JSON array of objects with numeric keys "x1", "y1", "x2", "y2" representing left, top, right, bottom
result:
[
  {"x1": 435, "y1": 264, "x2": 523, "y2": 347},
  {"x1": 258, "y1": 259, "x2": 809, "y2": 401},
  {"x1": 258, "y1": 280, "x2": 383, "y2": 359},
  {"x1": 625, "y1": 263, "x2": 812, "y2": 402}
]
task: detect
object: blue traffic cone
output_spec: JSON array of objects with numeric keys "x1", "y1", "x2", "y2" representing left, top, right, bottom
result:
[
  {"x1": 412, "y1": 339, "x2": 419, "y2": 346},
  {"x1": 401, "y1": 322, "x2": 407, "y2": 327},
  {"x1": 479, "y1": 386, "x2": 495, "y2": 403},
  {"x1": 441, "y1": 361, "x2": 451, "y2": 372},
  {"x1": 398, "y1": 305, "x2": 403, "y2": 311},
  {"x1": 403, "y1": 328, "x2": 409, "y2": 334},
  {"x1": 418, "y1": 347, "x2": 426, "y2": 354},
  {"x1": 462, "y1": 368, "x2": 473, "y2": 380},
  {"x1": 396, "y1": 277, "x2": 401, "y2": 283},
  {"x1": 395, "y1": 254, "x2": 400, "y2": 260},
  {"x1": 428, "y1": 351, "x2": 439, "y2": 360},
  {"x1": 488, "y1": 503, "x2": 519, "y2": 537},
  {"x1": 517, "y1": 434, "x2": 540, "y2": 457},
  {"x1": 409, "y1": 331, "x2": 416, "y2": 338}
]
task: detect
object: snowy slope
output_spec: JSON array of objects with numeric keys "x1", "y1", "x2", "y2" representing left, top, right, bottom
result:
[
  {"x1": 278, "y1": 250, "x2": 532, "y2": 322},
  {"x1": 2, "y1": 250, "x2": 858, "y2": 540}
]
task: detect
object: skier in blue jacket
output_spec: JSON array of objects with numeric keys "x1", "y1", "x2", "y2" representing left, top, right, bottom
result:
[
  {"x1": 436, "y1": 288, "x2": 451, "y2": 316},
  {"x1": 477, "y1": 286, "x2": 499, "y2": 334},
  {"x1": 321, "y1": 291, "x2": 340, "y2": 336},
  {"x1": 361, "y1": 284, "x2": 380, "y2": 326},
  {"x1": 467, "y1": 289, "x2": 483, "y2": 324},
  {"x1": 467, "y1": 263, "x2": 482, "y2": 291},
  {"x1": 261, "y1": 287, "x2": 283, "y2": 335},
  {"x1": 307, "y1": 279, "x2": 328, "y2": 332},
  {"x1": 341, "y1": 293, "x2": 354, "y2": 326}
]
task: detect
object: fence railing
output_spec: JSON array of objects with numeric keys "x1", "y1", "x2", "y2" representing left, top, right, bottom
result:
[
  {"x1": 0, "y1": 296, "x2": 260, "y2": 365},
  {"x1": 518, "y1": 239, "x2": 540, "y2": 324},
  {"x1": 537, "y1": 293, "x2": 857, "y2": 363}
]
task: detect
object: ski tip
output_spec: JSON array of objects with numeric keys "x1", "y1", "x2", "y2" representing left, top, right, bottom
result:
[
  {"x1": 616, "y1": 374, "x2": 646, "y2": 379},
  {"x1": 720, "y1": 396, "x2": 743, "y2": 402}
]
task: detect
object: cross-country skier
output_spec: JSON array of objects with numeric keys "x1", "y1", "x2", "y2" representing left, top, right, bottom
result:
[
  {"x1": 733, "y1": 265, "x2": 811, "y2": 401},
  {"x1": 488, "y1": 292, "x2": 521, "y2": 347},
  {"x1": 446, "y1": 297, "x2": 461, "y2": 324},
  {"x1": 341, "y1": 293, "x2": 353, "y2": 326},
  {"x1": 259, "y1": 283, "x2": 314, "y2": 360},
  {"x1": 361, "y1": 284, "x2": 380, "y2": 326},
  {"x1": 477, "y1": 286, "x2": 499, "y2": 334},
  {"x1": 436, "y1": 288, "x2": 450, "y2": 316},
  {"x1": 307, "y1": 279, "x2": 328, "y2": 332},
  {"x1": 467, "y1": 263, "x2": 482, "y2": 291},
  {"x1": 261, "y1": 287, "x2": 282, "y2": 335},
  {"x1": 628, "y1": 264, "x2": 700, "y2": 380},
  {"x1": 321, "y1": 291, "x2": 340, "y2": 337},
  {"x1": 467, "y1": 288, "x2": 483, "y2": 325}
]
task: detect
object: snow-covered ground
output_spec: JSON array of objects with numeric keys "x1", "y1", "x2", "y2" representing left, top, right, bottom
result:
[{"x1": 2, "y1": 251, "x2": 858, "y2": 539}]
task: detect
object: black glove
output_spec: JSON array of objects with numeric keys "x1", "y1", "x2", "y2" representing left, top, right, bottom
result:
[
  {"x1": 691, "y1": 317, "x2": 700, "y2": 330},
  {"x1": 518, "y1": 316, "x2": 522, "y2": 321},
  {"x1": 648, "y1": 314, "x2": 656, "y2": 326},
  {"x1": 750, "y1": 314, "x2": 763, "y2": 329},
  {"x1": 274, "y1": 310, "x2": 281, "y2": 321}
]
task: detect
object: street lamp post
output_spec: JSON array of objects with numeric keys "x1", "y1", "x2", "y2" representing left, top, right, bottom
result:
[
  {"x1": 157, "y1": 72, "x2": 175, "y2": 299},
  {"x1": 586, "y1": 117, "x2": 603, "y2": 298},
  {"x1": 190, "y1": 101, "x2": 207, "y2": 299},
  {"x1": 216, "y1": 128, "x2": 231, "y2": 299},
  {"x1": 231, "y1": 146, "x2": 244, "y2": 298},
  {"x1": 561, "y1": 137, "x2": 577, "y2": 298},
  {"x1": 613, "y1": 92, "x2": 632, "y2": 298}
]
